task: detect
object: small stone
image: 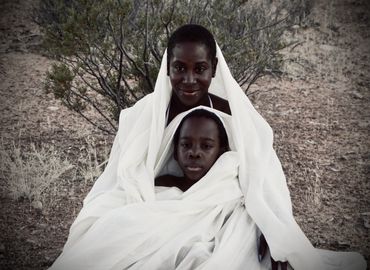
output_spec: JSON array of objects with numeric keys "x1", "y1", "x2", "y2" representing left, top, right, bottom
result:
[
  {"x1": 26, "y1": 238, "x2": 37, "y2": 245},
  {"x1": 358, "y1": 121, "x2": 369, "y2": 128},
  {"x1": 0, "y1": 243, "x2": 5, "y2": 252},
  {"x1": 47, "y1": 106, "x2": 59, "y2": 111},
  {"x1": 364, "y1": 219, "x2": 370, "y2": 229},
  {"x1": 327, "y1": 217, "x2": 334, "y2": 222},
  {"x1": 329, "y1": 166, "x2": 340, "y2": 172},
  {"x1": 318, "y1": 238, "x2": 327, "y2": 244},
  {"x1": 343, "y1": 215, "x2": 351, "y2": 220},
  {"x1": 351, "y1": 91, "x2": 363, "y2": 99},
  {"x1": 39, "y1": 223, "x2": 47, "y2": 229},
  {"x1": 338, "y1": 240, "x2": 350, "y2": 247},
  {"x1": 32, "y1": 200, "x2": 43, "y2": 210}
]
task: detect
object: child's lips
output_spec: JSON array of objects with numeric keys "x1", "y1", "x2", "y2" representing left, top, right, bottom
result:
[{"x1": 185, "y1": 166, "x2": 202, "y2": 172}]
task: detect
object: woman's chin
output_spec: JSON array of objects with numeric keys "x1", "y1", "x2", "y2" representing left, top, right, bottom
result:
[{"x1": 173, "y1": 90, "x2": 208, "y2": 107}]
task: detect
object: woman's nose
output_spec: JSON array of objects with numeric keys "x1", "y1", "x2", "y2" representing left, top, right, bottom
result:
[{"x1": 184, "y1": 71, "x2": 196, "y2": 84}]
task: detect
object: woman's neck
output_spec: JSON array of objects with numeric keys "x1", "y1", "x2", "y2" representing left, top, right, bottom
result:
[{"x1": 168, "y1": 93, "x2": 210, "y2": 124}]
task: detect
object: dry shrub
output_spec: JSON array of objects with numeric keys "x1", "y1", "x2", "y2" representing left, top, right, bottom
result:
[
  {"x1": 36, "y1": 0, "x2": 313, "y2": 134},
  {"x1": 78, "y1": 136, "x2": 109, "y2": 186},
  {"x1": 0, "y1": 142, "x2": 74, "y2": 209}
]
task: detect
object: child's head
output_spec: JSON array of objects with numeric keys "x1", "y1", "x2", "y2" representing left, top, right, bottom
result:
[
  {"x1": 173, "y1": 109, "x2": 229, "y2": 182},
  {"x1": 167, "y1": 24, "x2": 218, "y2": 107}
]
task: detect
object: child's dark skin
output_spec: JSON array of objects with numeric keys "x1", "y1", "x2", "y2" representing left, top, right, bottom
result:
[{"x1": 155, "y1": 116, "x2": 225, "y2": 191}]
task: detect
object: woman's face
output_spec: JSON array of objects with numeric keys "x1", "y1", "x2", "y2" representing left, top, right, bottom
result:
[
  {"x1": 176, "y1": 117, "x2": 222, "y2": 183},
  {"x1": 169, "y1": 42, "x2": 217, "y2": 107}
]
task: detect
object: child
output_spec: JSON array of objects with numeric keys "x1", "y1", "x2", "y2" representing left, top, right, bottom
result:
[{"x1": 155, "y1": 109, "x2": 229, "y2": 191}]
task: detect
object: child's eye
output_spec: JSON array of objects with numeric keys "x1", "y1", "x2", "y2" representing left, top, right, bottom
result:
[
  {"x1": 202, "y1": 144, "x2": 213, "y2": 150},
  {"x1": 180, "y1": 142, "x2": 190, "y2": 149}
]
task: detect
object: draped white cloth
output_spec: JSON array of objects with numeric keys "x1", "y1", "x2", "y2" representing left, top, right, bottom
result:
[{"x1": 50, "y1": 45, "x2": 366, "y2": 270}]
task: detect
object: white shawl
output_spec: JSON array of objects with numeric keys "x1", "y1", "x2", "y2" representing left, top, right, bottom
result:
[{"x1": 51, "y1": 45, "x2": 366, "y2": 270}]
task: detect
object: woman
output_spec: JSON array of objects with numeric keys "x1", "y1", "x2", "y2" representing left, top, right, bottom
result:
[{"x1": 50, "y1": 25, "x2": 366, "y2": 270}]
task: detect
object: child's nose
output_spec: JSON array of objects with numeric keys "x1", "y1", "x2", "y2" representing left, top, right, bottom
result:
[{"x1": 188, "y1": 146, "x2": 201, "y2": 159}]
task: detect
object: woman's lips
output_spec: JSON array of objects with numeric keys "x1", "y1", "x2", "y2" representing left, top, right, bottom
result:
[{"x1": 180, "y1": 90, "x2": 199, "y2": 97}]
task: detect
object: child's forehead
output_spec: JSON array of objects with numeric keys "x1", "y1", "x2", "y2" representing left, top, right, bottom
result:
[
  {"x1": 184, "y1": 115, "x2": 215, "y2": 123},
  {"x1": 180, "y1": 117, "x2": 218, "y2": 133}
]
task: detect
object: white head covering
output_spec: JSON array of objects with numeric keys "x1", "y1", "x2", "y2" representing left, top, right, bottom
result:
[{"x1": 69, "y1": 44, "x2": 365, "y2": 270}]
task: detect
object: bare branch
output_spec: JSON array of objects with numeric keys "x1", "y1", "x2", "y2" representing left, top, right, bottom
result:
[
  {"x1": 37, "y1": 0, "x2": 311, "y2": 132},
  {"x1": 115, "y1": 14, "x2": 125, "y2": 109},
  {"x1": 142, "y1": 0, "x2": 154, "y2": 93},
  {"x1": 67, "y1": 85, "x2": 117, "y2": 131}
]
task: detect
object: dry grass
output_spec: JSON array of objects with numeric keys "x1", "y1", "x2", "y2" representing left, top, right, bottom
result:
[
  {"x1": 78, "y1": 136, "x2": 109, "y2": 185},
  {"x1": 0, "y1": 137, "x2": 110, "y2": 213},
  {"x1": 0, "y1": 142, "x2": 74, "y2": 209}
]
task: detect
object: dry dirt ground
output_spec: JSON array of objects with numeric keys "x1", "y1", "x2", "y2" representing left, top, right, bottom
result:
[{"x1": 0, "y1": 0, "x2": 369, "y2": 269}]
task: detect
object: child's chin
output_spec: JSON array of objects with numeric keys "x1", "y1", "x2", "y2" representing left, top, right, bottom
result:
[{"x1": 186, "y1": 175, "x2": 204, "y2": 184}]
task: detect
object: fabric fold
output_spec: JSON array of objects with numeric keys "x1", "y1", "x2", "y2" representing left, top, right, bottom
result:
[{"x1": 51, "y1": 44, "x2": 366, "y2": 270}]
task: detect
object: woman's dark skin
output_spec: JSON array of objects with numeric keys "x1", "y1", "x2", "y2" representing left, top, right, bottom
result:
[
  {"x1": 167, "y1": 92, "x2": 231, "y2": 124},
  {"x1": 166, "y1": 42, "x2": 230, "y2": 124}
]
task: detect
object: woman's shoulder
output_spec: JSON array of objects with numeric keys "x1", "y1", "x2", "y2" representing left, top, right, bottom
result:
[
  {"x1": 119, "y1": 93, "x2": 153, "y2": 121},
  {"x1": 209, "y1": 93, "x2": 231, "y2": 115}
]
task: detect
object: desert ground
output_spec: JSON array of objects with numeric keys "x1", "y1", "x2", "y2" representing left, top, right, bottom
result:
[{"x1": 0, "y1": 0, "x2": 369, "y2": 269}]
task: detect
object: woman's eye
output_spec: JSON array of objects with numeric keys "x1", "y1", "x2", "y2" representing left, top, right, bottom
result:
[
  {"x1": 195, "y1": 66, "x2": 206, "y2": 73},
  {"x1": 174, "y1": 65, "x2": 185, "y2": 72}
]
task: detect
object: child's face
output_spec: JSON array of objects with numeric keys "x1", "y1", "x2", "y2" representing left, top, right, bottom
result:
[
  {"x1": 176, "y1": 117, "x2": 222, "y2": 183},
  {"x1": 169, "y1": 42, "x2": 216, "y2": 107}
]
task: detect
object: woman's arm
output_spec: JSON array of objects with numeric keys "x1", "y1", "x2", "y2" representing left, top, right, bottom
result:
[{"x1": 258, "y1": 233, "x2": 290, "y2": 270}]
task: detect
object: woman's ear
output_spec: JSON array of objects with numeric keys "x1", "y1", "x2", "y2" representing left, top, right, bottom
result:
[{"x1": 212, "y1": 57, "x2": 218, "y2": 77}]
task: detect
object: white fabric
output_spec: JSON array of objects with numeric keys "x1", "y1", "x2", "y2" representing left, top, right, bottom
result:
[{"x1": 50, "y1": 45, "x2": 366, "y2": 270}]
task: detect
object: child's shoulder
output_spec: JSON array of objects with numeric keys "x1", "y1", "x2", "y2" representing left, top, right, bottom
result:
[
  {"x1": 209, "y1": 93, "x2": 231, "y2": 115},
  {"x1": 155, "y1": 175, "x2": 184, "y2": 188}
]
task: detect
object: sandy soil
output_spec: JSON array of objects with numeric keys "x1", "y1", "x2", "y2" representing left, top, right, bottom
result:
[{"x1": 0, "y1": 0, "x2": 369, "y2": 269}]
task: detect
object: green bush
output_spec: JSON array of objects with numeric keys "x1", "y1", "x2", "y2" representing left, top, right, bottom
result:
[{"x1": 36, "y1": 0, "x2": 311, "y2": 133}]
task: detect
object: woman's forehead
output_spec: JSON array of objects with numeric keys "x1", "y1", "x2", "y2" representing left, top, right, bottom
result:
[{"x1": 171, "y1": 42, "x2": 212, "y2": 61}]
